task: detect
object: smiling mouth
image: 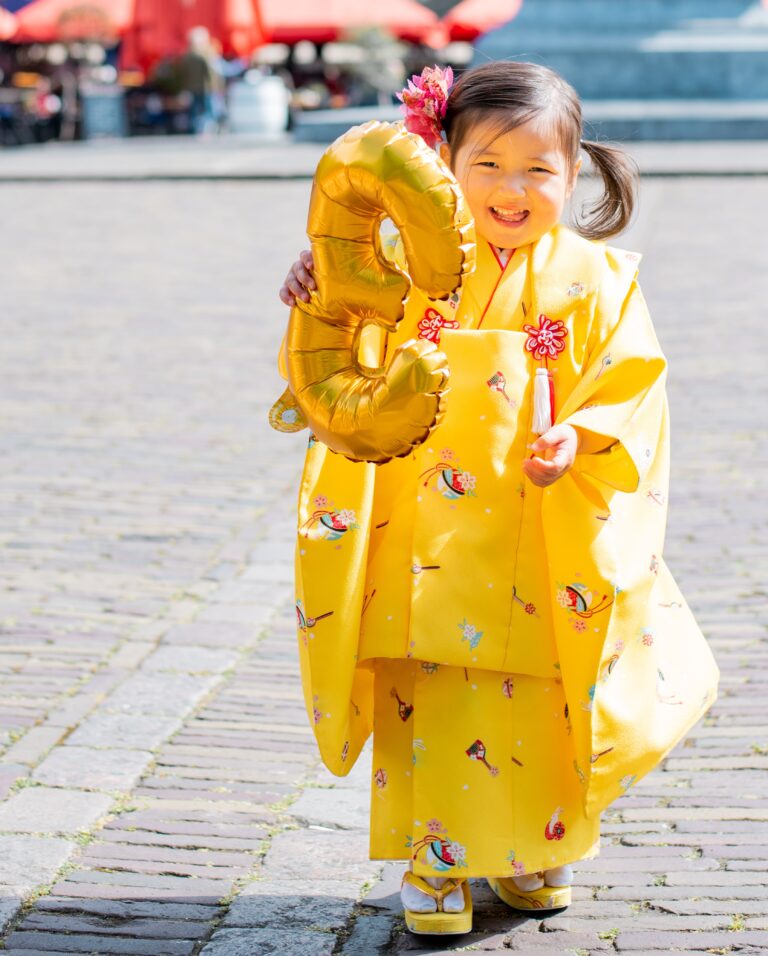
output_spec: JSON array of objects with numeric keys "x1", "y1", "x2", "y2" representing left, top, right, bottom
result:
[{"x1": 490, "y1": 206, "x2": 530, "y2": 225}]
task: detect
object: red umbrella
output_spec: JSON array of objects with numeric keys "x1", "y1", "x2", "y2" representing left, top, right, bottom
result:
[
  {"x1": 12, "y1": 0, "x2": 134, "y2": 44},
  {"x1": 443, "y1": 0, "x2": 521, "y2": 41},
  {"x1": 121, "y1": 0, "x2": 266, "y2": 71},
  {"x1": 0, "y1": 8, "x2": 17, "y2": 40},
  {"x1": 257, "y1": 0, "x2": 448, "y2": 47}
]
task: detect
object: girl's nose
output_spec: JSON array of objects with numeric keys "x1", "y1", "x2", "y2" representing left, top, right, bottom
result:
[{"x1": 500, "y1": 176, "x2": 527, "y2": 199}]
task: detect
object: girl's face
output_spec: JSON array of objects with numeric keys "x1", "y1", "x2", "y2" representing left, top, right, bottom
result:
[{"x1": 441, "y1": 115, "x2": 581, "y2": 249}]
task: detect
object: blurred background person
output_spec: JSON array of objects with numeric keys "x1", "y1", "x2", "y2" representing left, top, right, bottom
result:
[
  {"x1": 177, "y1": 25, "x2": 215, "y2": 135},
  {"x1": 29, "y1": 74, "x2": 61, "y2": 142}
]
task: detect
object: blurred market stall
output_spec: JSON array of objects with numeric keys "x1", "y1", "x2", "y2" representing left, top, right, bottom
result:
[
  {"x1": 120, "y1": 0, "x2": 265, "y2": 71},
  {"x1": 0, "y1": 7, "x2": 16, "y2": 39},
  {"x1": 257, "y1": 0, "x2": 447, "y2": 47},
  {"x1": 11, "y1": 0, "x2": 132, "y2": 43}
]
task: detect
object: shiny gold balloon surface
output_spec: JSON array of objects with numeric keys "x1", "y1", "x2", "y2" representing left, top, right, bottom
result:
[{"x1": 268, "y1": 120, "x2": 475, "y2": 463}]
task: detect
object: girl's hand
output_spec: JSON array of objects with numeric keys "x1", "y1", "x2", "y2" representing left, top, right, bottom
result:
[
  {"x1": 522, "y1": 424, "x2": 580, "y2": 488},
  {"x1": 278, "y1": 250, "x2": 316, "y2": 307}
]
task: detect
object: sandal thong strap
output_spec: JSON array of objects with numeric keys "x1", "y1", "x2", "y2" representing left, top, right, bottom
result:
[{"x1": 402, "y1": 870, "x2": 465, "y2": 912}]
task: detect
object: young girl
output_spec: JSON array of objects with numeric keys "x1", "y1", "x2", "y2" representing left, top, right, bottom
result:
[{"x1": 273, "y1": 61, "x2": 719, "y2": 935}]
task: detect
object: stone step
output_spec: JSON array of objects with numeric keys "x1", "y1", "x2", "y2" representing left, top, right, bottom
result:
[
  {"x1": 474, "y1": 46, "x2": 768, "y2": 100},
  {"x1": 493, "y1": 0, "x2": 759, "y2": 30},
  {"x1": 584, "y1": 99, "x2": 768, "y2": 139},
  {"x1": 292, "y1": 102, "x2": 768, "y2": 143},
  {"x1": 504, "y1": 31, "x2": 768, "y2": 48}
]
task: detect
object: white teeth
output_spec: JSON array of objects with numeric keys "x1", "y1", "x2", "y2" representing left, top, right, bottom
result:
[{"x1": 492, "y1": 207, "x2": 528, "y2": 218}]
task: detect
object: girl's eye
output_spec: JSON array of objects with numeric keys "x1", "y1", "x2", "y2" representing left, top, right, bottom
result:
[
  {"x1": 477, "y1": 161, "x2": 498, "y2": 168},
  {"x1": 530, "y1": 167, "x2": 551, "y2": 173}
]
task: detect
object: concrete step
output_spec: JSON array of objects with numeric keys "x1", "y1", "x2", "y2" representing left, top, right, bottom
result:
[
  {"x1": 504, "y1": 31, "x2": 768, "y2": 49},
  {"x1": 492, "y1": 0, "x2": 758, "y2": 30},
  {"x1": 499, "y1": 48, "x2": 768, "y2": 100},
  {"x1": 292, "y1": 102, "x2": 768, "y2": 143},
  {"x1": 583, "y1": 99, "x2": 768, "y2": 140},
  {"x1": 292, "y1": 106, "x2": 400, "y2": 143}
]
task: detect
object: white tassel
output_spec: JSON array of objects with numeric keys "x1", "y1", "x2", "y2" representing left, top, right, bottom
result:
[{"x1": 532, "y1": 367, "x2": 553, "y2": 435}]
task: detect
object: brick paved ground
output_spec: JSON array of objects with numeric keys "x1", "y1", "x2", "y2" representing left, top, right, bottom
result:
[{"x1": 0, "y1": 166, "x2": 765, "y2": 954}]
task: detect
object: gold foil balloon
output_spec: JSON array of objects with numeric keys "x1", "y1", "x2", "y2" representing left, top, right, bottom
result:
[{"x1": 268, "y1": 120, "x2": 475, "y2": 464}]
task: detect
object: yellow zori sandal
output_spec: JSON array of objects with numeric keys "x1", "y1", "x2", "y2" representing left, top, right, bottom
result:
[
  {"x1": 487, "y1": 874, "x2": 571, "y2": 911},
  {"x1": 401, "y1": 870, "x2": 473, "y2": 935}
]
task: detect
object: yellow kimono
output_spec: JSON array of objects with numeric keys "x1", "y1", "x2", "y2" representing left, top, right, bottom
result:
[{"x1": 278, "y1": 224, "x2": 719, "y2": 878}]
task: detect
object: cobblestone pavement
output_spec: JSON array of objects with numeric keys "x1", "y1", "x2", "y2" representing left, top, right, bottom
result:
[{"x1": 0, "y1": 170, "x2": 766, "y2": 955}]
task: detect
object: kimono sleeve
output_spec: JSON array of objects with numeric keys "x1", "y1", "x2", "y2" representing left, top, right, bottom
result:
[{"x1": 559, "y1": 261, "x2": 667, "y2": 494}]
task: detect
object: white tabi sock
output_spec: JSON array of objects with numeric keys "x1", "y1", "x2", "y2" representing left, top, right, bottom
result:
[
  {"x1": 543, "y1": 863, "x2": 573, "y2": 887},
  {"x1": 511, "y1": 871, "x2": 545, "y2": 892},
  {"x1": 401, "y1": 867, "x2": 465, "y2": 913}
]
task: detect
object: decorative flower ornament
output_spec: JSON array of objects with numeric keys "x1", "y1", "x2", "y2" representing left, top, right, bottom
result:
[
  {"x1": 523, "y1": 314, "x2": 568, "y2": 361},
  {"x1": 396, "y1": 65, "x2": 454, "y2": 149},
  {"x1": 418, "y1": 306, "x2": 459, "y2": 344}
]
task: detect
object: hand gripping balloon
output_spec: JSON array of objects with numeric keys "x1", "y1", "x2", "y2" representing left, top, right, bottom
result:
[{"x1": 268, "y1": 120, "x2": 475, "y2": 464}]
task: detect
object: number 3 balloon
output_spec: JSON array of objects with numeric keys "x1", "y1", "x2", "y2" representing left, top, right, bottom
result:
[{"x1": 268, "y1": 120, "x2": 475, "y2": 464}]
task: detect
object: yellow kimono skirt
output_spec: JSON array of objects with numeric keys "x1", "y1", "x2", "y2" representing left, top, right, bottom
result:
[{"x1": 369, "y1": 658, "x2": 600, "y2": 877}]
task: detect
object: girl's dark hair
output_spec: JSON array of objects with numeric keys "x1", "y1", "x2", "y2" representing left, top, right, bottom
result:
[{"x1": 442, "y1": 61, "x2": 638, "y2": 240}]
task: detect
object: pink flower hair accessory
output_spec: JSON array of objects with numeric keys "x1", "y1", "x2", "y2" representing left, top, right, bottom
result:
[{"x1": 396, "y1": 65, "x2": 454, "y2": 149}]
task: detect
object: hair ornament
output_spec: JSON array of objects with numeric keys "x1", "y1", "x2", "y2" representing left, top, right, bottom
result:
[{"x1": 396, "y1": 65, "x2": 454, "y2": 149}]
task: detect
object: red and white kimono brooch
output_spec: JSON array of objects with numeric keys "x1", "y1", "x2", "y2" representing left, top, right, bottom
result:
[{"x1": 523, "y1": 314, "x2": 567, "y2": 435}]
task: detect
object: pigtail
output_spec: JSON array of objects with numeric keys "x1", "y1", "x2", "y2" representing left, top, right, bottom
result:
[{"x1": 574, "y1": 140, "x2": 639, "y2": 241}]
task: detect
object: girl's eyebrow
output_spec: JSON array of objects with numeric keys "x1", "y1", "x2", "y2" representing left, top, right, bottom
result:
[{"x1": 474, "y1": 150, "x2": 558, "y2": 163}]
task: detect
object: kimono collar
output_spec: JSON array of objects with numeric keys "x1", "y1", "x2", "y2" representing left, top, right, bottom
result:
[{"x1": 453, "y1": 239, "x2": 530, "y2": 331}]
